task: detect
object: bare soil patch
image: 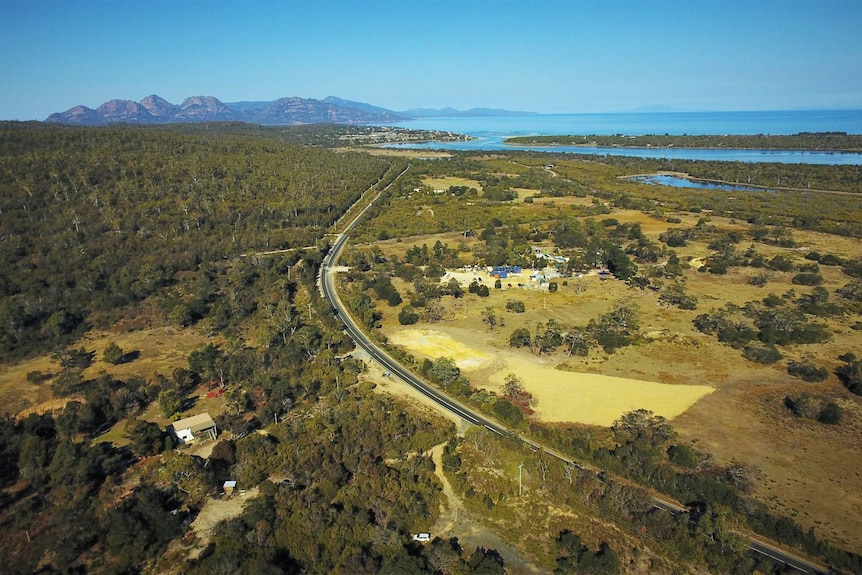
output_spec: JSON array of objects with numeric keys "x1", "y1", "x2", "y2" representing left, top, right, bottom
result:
[
  {"x1": 389, "y1": 327, "x2": 713, "y2": 427},
  {"x1": 183, "y1": 487, "x2": 260, "y2": 560},
  {"x1": 389, "y1": 329, "x2": 495, "y2": 370}
]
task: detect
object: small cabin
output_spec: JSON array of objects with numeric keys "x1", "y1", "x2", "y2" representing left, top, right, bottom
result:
[{"x1": 167, "y1": 413, "x2": 217, "y2": 444}]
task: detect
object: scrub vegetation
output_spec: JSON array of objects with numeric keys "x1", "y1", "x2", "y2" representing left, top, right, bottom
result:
[
  {"x1": 506, "y1": 132, "x2": 862, "y2": 152},
  {"x1": 1, "y1": 122, "x2": 861, "y2": 574}
]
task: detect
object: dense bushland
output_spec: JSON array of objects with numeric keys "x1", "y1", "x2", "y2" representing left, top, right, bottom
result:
[{"x1": 0, "y1": 123, "x2": 389, "y2": 359}]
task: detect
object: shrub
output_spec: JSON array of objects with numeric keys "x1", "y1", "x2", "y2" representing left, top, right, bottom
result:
[
  {"x1": 818, "y1": 253, "x2": 844, "y2": 266},
  {"x1": 509, "y1": 327, "x2": 531, "y2": 348},
  {"x1": 787, "y1": 360, "x2": 828, "y2": 382},
  {"x1": 761, "y1": 293, "x2": 782, "y2": 308},
  {"x1": 841, "y1": 258, "x2": 862, "y2": 278},
  {"x1": 492, "y1": 397, "x2": 523, "y2": 425},
  {"x1": 667, "y1": 444, "x2": 700, "y2": 469},
  {"x1": 792, "y1": 273, "x2": 823, "y2": 286},
  {"x1": 837, "y1": 280, "x2": 862, "y2": 302},
  {"x1": 818, "y1": 403, "x2": 842, "y2": 425},
  {"x1": 784, "y1": 394, "x2": 819, "y2": 419},
  {"x1": 707, "y1": 259, "x2": 728, "y2": 275},
  {"x1": 506, "y1": 300, "x2": 525, "y2": 313},
  {"x1": 836, "y1": 355, "x2": 862, "y2": 395},
  {"x1": 768, "y1": 255, "x2": 795, "y2": 272},
  {"x1": 26, "y1": 370, "x2": 51, "y2": 385},
  {"x1": 386, "y1": 291, "x2": 403, "y2": 306},
  {"x1": 748, "y1": 272, "x2": 772, "y2": 287},
  {"x1": 785, "y1": 395, "x2": 843, "y2": 425},
  {"x1": 103, "y1": 342, "x2": 124, "y2": 365},
  {"x1": 743, "y1": 344, "x2": 782, "y2": 364},
  {"x1": 397, "y1": 305, "x2": 419, "y2": 325}
]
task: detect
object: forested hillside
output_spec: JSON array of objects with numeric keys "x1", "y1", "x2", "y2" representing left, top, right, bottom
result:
[
  {"x1": 2, "y1": 122, "x2": 860, "y2": 574},
  {"x1": 0, "y1": 122, "x2": 489, "y2": 574},
  {"x1": 0, "y1": 122, "x2": 390, "y2": 360}
]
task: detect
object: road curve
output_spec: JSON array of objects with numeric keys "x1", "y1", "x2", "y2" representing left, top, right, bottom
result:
[
  {"x1": 317, "y1": 178, "x2": 829, "y2": 575},
  {"x1": 321, "y1": 231, "x2": 506, "y2": 434}
]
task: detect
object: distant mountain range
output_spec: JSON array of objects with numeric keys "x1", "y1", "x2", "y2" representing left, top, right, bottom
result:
[{"x1": 44, "y1": 95, "x2": 535, "y2": 126}]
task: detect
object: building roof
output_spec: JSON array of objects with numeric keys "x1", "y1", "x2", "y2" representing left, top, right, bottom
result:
[{"x1": 171, "y1": 412, "x2": 216, "y2": 433}]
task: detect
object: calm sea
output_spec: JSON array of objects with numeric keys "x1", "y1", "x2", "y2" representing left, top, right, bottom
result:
[{"x1": 390, "y1": 110, "x2": 862, "y2": 165}]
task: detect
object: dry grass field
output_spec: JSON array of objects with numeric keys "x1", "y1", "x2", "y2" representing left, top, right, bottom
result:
[
  {"x1": 372, "y1": 203, "x2": 862, "y2": 553},
  {"x1": 0, "y1": 327, "x2": 214, "y2": 420},
  {"x1": 421, "y1": 176, "x2": 484, "y2": 194},
  {"x1": 389, "y1": 327, "x2": 714, "y2": 426}
]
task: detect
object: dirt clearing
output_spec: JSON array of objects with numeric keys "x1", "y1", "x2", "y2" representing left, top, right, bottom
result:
[
  {"x1": 388, "y1": 328, "x2": 714, "y2": 426},
  {"x1": 389, "y1": 329, "x2": 495, "y2": 370},
  {"x1": 183, "y1": 487, "x2": 259, "y2": 560},
  {"x1": 487, "y1": 358, "x2": 714, "y2": 426}
]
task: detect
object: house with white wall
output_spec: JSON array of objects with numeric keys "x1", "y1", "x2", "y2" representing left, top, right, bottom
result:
[{"x1": 167, "y1": 413, "x2": 217, "y2": 444}]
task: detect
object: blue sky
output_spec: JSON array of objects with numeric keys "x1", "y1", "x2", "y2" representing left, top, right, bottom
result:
[{"x1": 1, "y1": 0, "x2": 860, "y2": 120}]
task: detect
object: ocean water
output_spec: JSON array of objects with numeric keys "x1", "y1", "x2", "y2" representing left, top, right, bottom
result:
[{"x1": 390, "y1": 110, "x2": 862, "y2": 165}]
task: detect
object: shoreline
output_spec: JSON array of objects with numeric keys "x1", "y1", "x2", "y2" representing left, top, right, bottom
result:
[
  {"x1": 618, "y1": 171, "x2": 858, "y2": 196},
  {"x1": 503, "y1": 139, "x2": 862, "y2": 153}
]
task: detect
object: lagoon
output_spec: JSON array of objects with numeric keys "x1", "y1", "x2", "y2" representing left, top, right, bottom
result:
[
  {"x1": 390, "y1": 110, "x2": 862, "y2": 165},
  {"x1": 627, "y1": 174, "x2": 777, "y2": 193}
]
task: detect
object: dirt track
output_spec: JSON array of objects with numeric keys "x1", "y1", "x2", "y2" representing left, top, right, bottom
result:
[{"x1": 429, "y1": 444, "x2": 546, "y2": 574}]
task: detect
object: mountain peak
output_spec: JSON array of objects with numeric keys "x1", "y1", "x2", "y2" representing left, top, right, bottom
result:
[
  {"x1": 44, "y1": 94, "x2": 409, "y2": 126},
  {"x1": 140, "y1": 95, "x2": 175, "y2": 117},
  {"x1": 43, "y1": 94, "x2": 534, "y2": 126}
]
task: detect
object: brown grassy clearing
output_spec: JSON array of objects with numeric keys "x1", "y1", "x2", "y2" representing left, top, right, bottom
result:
[
  {"x1": 351, "y1": 147, "x2": 453, "y2": 159},
  {"x1": 0, "y1": 327, "x2": 214, "y2": 420},
  {"x1": 421, "y1": 176, "x2": 484, "y2": 193},
  {"x1": 389, "y1": 327, "x2": 714, "y2": 426},
  {"x1": 371, "y1": 204, "x2": 862, "y2": 553}
]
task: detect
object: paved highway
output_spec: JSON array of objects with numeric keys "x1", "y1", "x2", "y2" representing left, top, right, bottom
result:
[
  {"x1": 322, "y1": 231, "x2": 507, "y2": 435},
  {"x1": 317, "y1": 180, "x2": 829, "y2": 575}
]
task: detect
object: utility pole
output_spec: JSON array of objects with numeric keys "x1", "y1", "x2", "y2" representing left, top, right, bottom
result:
[{"x1": 518, "y1": 463, "x2": 524, "y2": 496}]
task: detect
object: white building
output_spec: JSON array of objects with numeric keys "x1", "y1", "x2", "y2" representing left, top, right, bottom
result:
[{"x1": 168, "y1": 413, "x2": 217, "y2": 444}]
